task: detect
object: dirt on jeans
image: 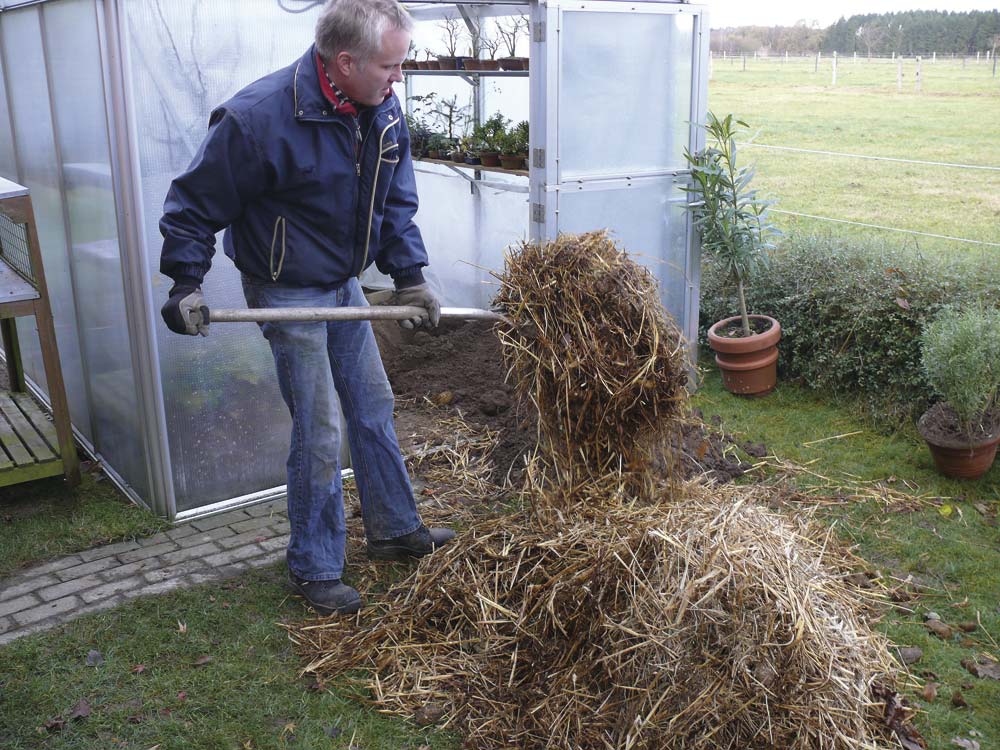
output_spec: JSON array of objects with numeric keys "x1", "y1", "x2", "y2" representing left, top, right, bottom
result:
[{"x1": 375, "y1": 319, "x2": 762, "y2": 487}]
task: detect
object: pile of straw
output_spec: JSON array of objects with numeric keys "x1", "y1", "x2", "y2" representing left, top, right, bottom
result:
[
  {"x1": 290, "y1": 232, "x2": 910, "y2": 749},
  {"x1": 493, "y1": 231, "x2": 690, "y2": 507}
]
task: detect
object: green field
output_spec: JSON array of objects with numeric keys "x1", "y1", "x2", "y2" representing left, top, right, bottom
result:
[{"x1": 708, "y1": 57, "x2": 1000, "y2": 253}]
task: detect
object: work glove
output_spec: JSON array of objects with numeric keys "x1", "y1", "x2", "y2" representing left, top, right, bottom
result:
[
  {"x1": 161, "y1": 281, "x2": 209, "y2": 336},
  {"x1": 391, "y1": 283, "x2": 441, "y2": 330}
]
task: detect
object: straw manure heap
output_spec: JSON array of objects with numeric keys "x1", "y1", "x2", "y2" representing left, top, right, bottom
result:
[{"x1": 291, "y1": 232, "x2": 906, "y2": 749}]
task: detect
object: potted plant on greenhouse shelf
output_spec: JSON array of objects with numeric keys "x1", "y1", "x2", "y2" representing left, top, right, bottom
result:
[
  {"x1": 437, "y1": 13, "x2": 463, "y2": 70},
  {"x1": 426, "y1": 133, "x2": 451, "y2": 160},
  {"x1": 481, "y1": 31, "x2": 502, "y2": 70},
  {"x1": 461, "y1": 136, "x2": 483, "y2": 165},
  {"x1": 497, "y1": 14, "x2": 527, "y2": 69},
  {"x1": 685, "y1": 111, "x2": 780, "y2": 397},
  {"x1": 474, "y1": 113, "x2": 510, "y2": 167},
  {"x1": 917, "y1": 305, "x2": 1000, "y2": 479}
]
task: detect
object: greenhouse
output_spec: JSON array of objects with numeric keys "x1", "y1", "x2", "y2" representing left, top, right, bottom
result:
[{"x1": 0, "y1": 0, "x2": 708, "y2": 520}]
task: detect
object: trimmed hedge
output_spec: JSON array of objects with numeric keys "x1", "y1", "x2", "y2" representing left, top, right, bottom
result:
[{"x1": 699, "y1": 231, "x2": 1000, "y2": 425}]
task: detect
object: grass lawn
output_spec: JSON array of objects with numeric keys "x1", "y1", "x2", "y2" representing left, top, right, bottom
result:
[
  {"x1": 0, "y1": 565, "x2": 460, "y2": 750},
  {"x1": 0, "y1": 470, "x2": 166, "y2": 578},
  {"x1": 708, "y1": 58, "x2": 1000, "y2": 253}
]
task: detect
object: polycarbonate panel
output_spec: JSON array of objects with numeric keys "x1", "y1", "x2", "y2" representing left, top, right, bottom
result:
[
  {"x1": 0, "y1": 6, "x2": 93, "y2": 434},
  {"x1": 0, "y1": 54, "x2": 16, "y2": 180},
  {"x1": 43, "y1": 0, "x2": 150, "y2": 500},
  {"x1": 406, "y1": 165, "x2": 527, "y2": 309},
  {"x1": 558, "y1": 7, "x2": 694, "y2": 178},
  {"x1": 123, "y1": 0, "x2": 324, "y2": 510},
  {"x1": 555, "y1": 181, "x2": 690, "y2": 328}
]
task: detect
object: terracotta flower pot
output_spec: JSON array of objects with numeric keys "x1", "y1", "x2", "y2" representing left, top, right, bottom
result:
[
  {"x1": 707, "y1": 315, "x2": 781, "y2": 397},
  {"x1": 499, "y1": 57, "x2": 522, "y2": 71},
  {"x1": 499, "y1": 154, "x2": 525, "y2": 170},
  {"x1": 436, "y1": 56, "x2": 459, "y2": 70},
  {"x1": 917, "y1": 406, "x2": 1000, "y2": 479},
  {"x1": 480, "y1": 59, "x2": 501, "y2": 71},
  {"x1": 462, "y1": 58, "x2": 481, "y2": 71},
  {"x1": 479, "y1": 151, "x2": 501, "y2": 167}
]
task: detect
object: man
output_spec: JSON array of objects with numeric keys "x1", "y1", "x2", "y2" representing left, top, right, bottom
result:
[{"x1": 158, "y1": 0, "x2": 454, "y2": 616}]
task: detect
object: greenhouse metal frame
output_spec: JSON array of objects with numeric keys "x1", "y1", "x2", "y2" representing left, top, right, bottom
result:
[{"x1": 0, "y1": 0, "x2": 708, "y2": 520}]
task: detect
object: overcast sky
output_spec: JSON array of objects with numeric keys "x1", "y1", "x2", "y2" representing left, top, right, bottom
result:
[{"x1": 707, "y1": 1, "x2": 999, "y2": 28}]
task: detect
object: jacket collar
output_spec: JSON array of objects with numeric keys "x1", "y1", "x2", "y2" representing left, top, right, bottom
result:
[{"x1": 292, "y1": 45, "x2": 396, "y2": 122}]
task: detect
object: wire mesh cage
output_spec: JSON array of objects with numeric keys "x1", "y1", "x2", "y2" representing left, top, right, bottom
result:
[{"x1": 0, "y1": 211, "x2": 36, "y2": 287}]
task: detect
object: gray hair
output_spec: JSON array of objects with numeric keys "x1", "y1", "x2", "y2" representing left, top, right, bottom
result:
[{"x1": 315, "y1": 0, "x2": 413, "y2": 66}]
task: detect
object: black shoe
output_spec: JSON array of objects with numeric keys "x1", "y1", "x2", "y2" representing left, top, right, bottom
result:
[
  {"x1": 367, "y1": 525, "x2": 456, "y2": 561},
  {"x1": 287, "y1": 572, "x2": 362, "y2": 615}
]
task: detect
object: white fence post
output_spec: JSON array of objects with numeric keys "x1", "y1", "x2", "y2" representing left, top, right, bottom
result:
[
  {"x1": 832, "y1": 50, "x2": 838, "y2": 86},
  {"x1": 932, "y1": 51, "x2": 936, "y2": 63},
  {"x1": 709, "y1": 51, "x2": 714, "y2": 80},
  {"x1": 915, "y1": 56, "x2": 922, "y2": 92},
  {"x1": 897, "y1": 57, "x2": 903, "y2": 91},
  {"x1": 814, "y1": 51, "x2": 820, "y2": 73}
]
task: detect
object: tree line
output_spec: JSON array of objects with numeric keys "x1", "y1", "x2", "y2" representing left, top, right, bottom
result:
[{"x1": 711, "y1": 10, "x2": 1000, "y2": 57}]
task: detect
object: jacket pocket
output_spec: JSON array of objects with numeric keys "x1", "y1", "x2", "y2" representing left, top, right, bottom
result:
[{"x1": 269, "y1": 215, "x2": 287, "y2": 281}]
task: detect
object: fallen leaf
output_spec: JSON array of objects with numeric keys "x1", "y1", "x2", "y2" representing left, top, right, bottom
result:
[
  {"x1": 898, "y1": 647, "x2": 923, "y2": 665},
  {"x1": 951, "y1": 739, "x2": 979, "y2": 750},
  {"x1": 176, "y1": 620, "x2": 187, "y2": 634},
  {"x1": 938, "y1": 504, "x2": 954, "y2": 518},
  {"x1": 960, "y1": 638, "x2": 977, "y2": 648},
  {"x1": 962, "y1": 657, "x2": 1000, "y2": 680},
  {"x1": 413, "y1": 703, "x2": 446, "y2": 726},
  {"x1": 305, "y1": 677, "x2": 326, "y2": 692},
  {"x1": 85, "y1": 650, "x2": 104, "y2": 667},
  {"x1": 127, "y1": 714, "x2": 145, "y2": 724},
  {"x1": 950, "y1": 596, "x2": 971, "y2": 608},
  {"x1": 431, "y1": 390, "x2": 454, "y2": 406},
  {"x1": 895, "y1": 297, "x2": 911, "y2": 310},
  {"x1": 208, "y1": 595, "x2": 216, "y2": 602},
  {"x1": 956, "y1": 621, "x2": 977, "y2": 633},
  {"x1": 951, "y1": 689, "x2": 969, "y2": 708},
  {"x1": 176, "y1": 691, "x2": 187, "y2": 702},
  {"x1": 130, "y1": 664, "x2": 146, "y2": 675},
  {"x1": 925, "y1": 620, "x2": 953, "y2": 639},
  {"x1": 919, "y1": 682, "x2": 938, "y2": 702},
  {"x1": 972, "y1": 502, "x2": 993, "y2": 516},
  {"x1": 192, "y1": 655, "x2": 214, "y2": 667},
  {"x1": 68, "y1": 698, "x2": 92, "y2": 721}
]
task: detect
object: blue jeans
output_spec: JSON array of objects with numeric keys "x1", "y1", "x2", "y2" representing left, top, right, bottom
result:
[{"x1": 242, "y1": 276, "x2": 422, "y2": 581}]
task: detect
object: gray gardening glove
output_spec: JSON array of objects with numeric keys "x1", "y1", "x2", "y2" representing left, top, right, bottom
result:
[
  {"x1": 391, "y1": 283, "x2": 441, "y2": 330},
  {"x1": 161, "y1": 281, "x2": 209, "y2": 336}
]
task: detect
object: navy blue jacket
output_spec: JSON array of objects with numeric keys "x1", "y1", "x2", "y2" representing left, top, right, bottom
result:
[{"x1": 159, "y1": 46, "x2": 427, "y2": 289}]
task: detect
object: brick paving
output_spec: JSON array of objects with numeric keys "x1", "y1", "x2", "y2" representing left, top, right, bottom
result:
[{"x1": 0, "y1": 499, "x2": 294, "y2": 646}]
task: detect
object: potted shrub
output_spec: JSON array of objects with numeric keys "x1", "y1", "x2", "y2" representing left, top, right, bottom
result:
[
  {"x1": 402, "y1": 40, "x2": 418, "y2": 70},
  {"x1": 481, "y1": 31, "x2": 502, "y2": 71},
  {"x1": 917, "y1": 305, "x2": 1000, "y2": 479},
  {"x1": 685, "y1": 112, "x2": 780, "y2": 397},
  {"x1": 461, "y1": 136, "x2": 483, "y2": 165},
  {"x1": 426, "y1": 133, "x2": 451, "y2": 160},
  {"x1": 437, "y1": 14, "x2": 463, "y2": 70},
  {"x1": 497, "y1": 14, "x2": 527, "y2": 70},
  {"x1": 474, "y1": 113, "x2": 509, "y2": 167}
]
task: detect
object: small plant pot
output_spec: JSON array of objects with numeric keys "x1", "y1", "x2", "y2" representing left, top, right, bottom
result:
[
  {"x1": 427, "y1": 149, "x2": 441, "y2": 160},
  {"x1": 517, "y1": 56, "x2": 530, "y2": 70},
  {"x1": 451, "y1": 151, "x2": 465, "y2": 163},
  {"x1": 499, "y1": 57, "x2": 523, "y2": 71},
  {"x1": 917, "y1": 405, "x2": 1000, "y2": 479},
  {"x1": 479, "y1": 151, "x2": 501, "y2": 167},
  {"x1": 415, "y1": 60, "x2": 429, "y2": 70},
  {"x1": 462, "y1": 58, "x2": 482, "y2": 71},
  {"x1": 402, "y1": 60, "x2": 418, "y2": 70},
  {"x1": 464, "y1": 154, "x2": 482, "y2": 165},
  {"x1": 426, "y1": 60, "x2": 442, "y2": 70},
  {"x1": 436, "y1": 56, "x2": 459, "y2": 70},
  {"x1": 499, "y1": 154, "x2": 524, "y2": 170},
  {"x1": 707, "y1": 315, "x2": 781, "y2": 397},
  {"x1": 480, "y1": 60, "x2": 501, "y2": 71}
]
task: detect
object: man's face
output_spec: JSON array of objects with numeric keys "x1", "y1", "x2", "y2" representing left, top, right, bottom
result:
[{"x1": 337, "y1": 28, "x2": 409, "y2": 107}]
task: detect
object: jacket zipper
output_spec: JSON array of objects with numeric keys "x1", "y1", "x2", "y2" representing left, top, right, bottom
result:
[
  {"x1": 358, "y1": 115, "x2": 399, "y2": 277},
  {"x1": 353, "y1": 116, "x2": 362, "y2": 176}
]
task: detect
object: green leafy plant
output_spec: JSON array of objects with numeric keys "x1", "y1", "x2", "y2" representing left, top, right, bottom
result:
[
  {"x1": 497, "y1": 120, "x2": 528, "y2": 156},
  {"x1": 473, "y1": 113, "x2": 510, "y2": 153},
  {"x1": 427, "y1": 133, "x2": 452, "y2": 154},
  {"x1": 685, "y1": 112, "x2": 777, "y2": 337},
  {"x1": 921, "y1": 305, "x2": 1000, "y2": 436}
]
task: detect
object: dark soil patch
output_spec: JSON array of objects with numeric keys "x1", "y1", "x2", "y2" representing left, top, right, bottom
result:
[
  {"x1": 917, "y1": 402, "x2": 1000, "y2": 449},
  {"x1": 375, "y1": 320, "x2": 759, "y2": 486}
]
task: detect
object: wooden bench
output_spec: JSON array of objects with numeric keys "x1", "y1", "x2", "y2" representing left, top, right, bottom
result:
[{"x1": 0, "y1": 177, "x2": 80, "y2": 487}]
